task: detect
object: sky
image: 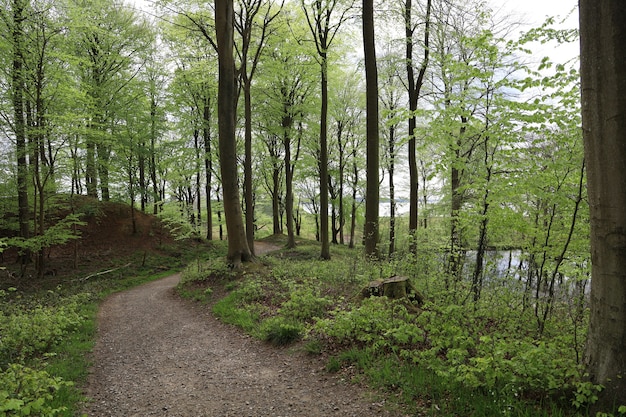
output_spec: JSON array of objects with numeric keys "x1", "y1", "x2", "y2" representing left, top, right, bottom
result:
[{"x1": 496, "y1": 0, "x2": 579, "y2": 62}]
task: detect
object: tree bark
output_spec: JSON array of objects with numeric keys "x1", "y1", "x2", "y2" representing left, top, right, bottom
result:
[
  {"x1": 12, "y1": 0, "x2": 30, "y2": 266},
  {"x1": 405, "y1": 0, "x2": 431, "y2": 254},
  {"x1": 363, "y1": 0, "x2": 379, "y2": 258},
  {"x1": 243, "y1": 77, "x2": 255, "y2": 254},
  {"x1": 215, "y1": 0, "x2": 251, "y2": 265},
  {"x1": 580, "y1": 0, "x2": 626, "y2": 412},
  {"x1": 203, "y1": 98, "x2": 213, "y2": 240}
]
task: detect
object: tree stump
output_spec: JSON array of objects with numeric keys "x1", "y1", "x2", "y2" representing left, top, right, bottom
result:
[{"x1": 361, "y1": 275, "x2": 424, "y2": 307}]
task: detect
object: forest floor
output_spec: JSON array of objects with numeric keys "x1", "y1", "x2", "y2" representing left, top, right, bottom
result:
[{"x1": 81, "y1": 240, "x2": 403, "y2": 417}]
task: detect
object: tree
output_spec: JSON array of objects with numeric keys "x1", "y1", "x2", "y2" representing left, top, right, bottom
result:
[
  {"x1": 362, "y1": 0, "x2": 379, "y2": 258},
  {"x1": 378, "y1": 50, "x2": 404, "y2": 256},
  {"x1": 301, "y1": 0, "x2": 354, "y2": 259},
  {"x1": 9, "y1": 0, "x2": 30, "y2": 267},
  {"x1": 215, "y1": 0, "x2": 252, "y2": 265},
  {"x1": 234, "y1": 0, "x2": 282, "y2": 254},
  {"x1": 404, "y1": 0, "x2": 431, "y2": 254},
  {"x1": 69, "y1": 0, "x2": 151, "y2": 201},
  {"x1": 579, "y1": 0, "x2": 626, "y2": 412}
]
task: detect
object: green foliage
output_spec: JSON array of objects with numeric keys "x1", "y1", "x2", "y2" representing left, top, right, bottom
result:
[
  {"x1": 572, "y1": 381, "x2": 602, "y2": 410},
  {"x1": 315, "y1": 297, "x2": 421, "y2": 352},
  {"x1": 6, "y1": 214, "x2": 86, "y2": 254},
  {"x1": 212, "y1": 292, "x2": 259, "y2": 333},
  {"x1": 157, "y1": 204, "x2": 200, "y2": 240},
  {"x1": 0, "y1": 294, "x2": 87, "y2": 367},
  {"x1": 0, "y1": 364, "x2": 70, "y2": 417},
  {"x1": 259, "y1": 316, "x2": 303, "y2": 346},
  {"x1": 279, "y1": 285, "x2": 331, "y2": 322}
]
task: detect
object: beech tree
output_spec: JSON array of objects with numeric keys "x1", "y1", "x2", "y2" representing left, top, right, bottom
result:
[
  {"x1": 404, "y1": 0, "x2": 431, "y2": 254},
  {"x1": 9, "y1": 0, "x2": 30, "y2": 267},
  {"x1": 69, "y1": 0, "x2": 151, "y2": 200},
  {"x1": 215, "y1": 0, "x2": 251, "y2": 265},
  {"x1": 362, "y1": 0, "x2": 379, "y2": 258},
  {"x1": 579, "y1": 0, "x2": 626, "y2": 412},
  {"x1": 301, "y1": 0, "x2": 354, "y2": 260},
  {"x1": 234, "y1": 0, "x2": 282, "y2": 254}
]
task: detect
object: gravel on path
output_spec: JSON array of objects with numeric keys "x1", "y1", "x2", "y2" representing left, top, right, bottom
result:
[{"x1": 82, "y1": 271, "x2": 403, "y2": 417}]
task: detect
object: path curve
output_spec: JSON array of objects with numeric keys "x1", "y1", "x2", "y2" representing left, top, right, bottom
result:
[{"x1": 83, "y1": 257, "x2": 400, "y2": 416}]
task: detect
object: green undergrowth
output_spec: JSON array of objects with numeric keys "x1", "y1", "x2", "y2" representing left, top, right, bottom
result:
[
  {"x1": 179, "y1": 236, "x2": 614, "y2": 416},
  {"x1": 0, "y1": 238, "x2": 220, "y2": 417}
]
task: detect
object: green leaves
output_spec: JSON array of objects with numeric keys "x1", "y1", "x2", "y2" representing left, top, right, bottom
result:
[{"x1": 0, "y1": 364, "x2": 70, "y2": 417}]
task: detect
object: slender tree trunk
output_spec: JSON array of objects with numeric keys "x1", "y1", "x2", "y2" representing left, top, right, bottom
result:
[
  {"x1": 363, "y1": 0, "x2": 379, "y2": 258},
  {"x1": 337, "y1": 122, "x2": 345, "y2": 245},
  {"x1": 580, "y1": 2, "x2": 626, "y2": 411},
  {"x1": 12, "y1": 0, "x2": 30, "y2": 267},
  {"x1": 98, "y1": 142, "x2": 111, "y2": 201},
  {"x1": 284, "y1": 122, "x2": 296, "y2": 248},
  {"x1": 405, "y1": 0, "x2": 431, "y2": 254},
  {"x1": 319, "y1": 56, "x2": 331, "y2": 259},
  {"x1": 203, "y1": 100, "x2": 213, "y2": 240},
  {"x1": 150, "y1": 94, "x2": 160, "y2": 215},
  {"x1": 139, "y1": 137, "x2": 146, "y2": 212},
  {"x1": 349, "y1": 156, "x2": 358, "y2": 249},
  {"x1": 388, "y1": 124, "x2": 396, "y2": 256},
  {"x1": 86, "y1": 130, "x2": 97, "y2": 198},
  {"x1": 448, "y1": 119, "x2": 467, "y2": 283},
  {"x1": 216, "y1": 0, "x2": 251, "y2": 265},
  {"x1": 243, "y1": 77, "x2": 255, "y2": 254},
  {"x1": 272, "y1": 164, "x2": 281, "y2": 234}
]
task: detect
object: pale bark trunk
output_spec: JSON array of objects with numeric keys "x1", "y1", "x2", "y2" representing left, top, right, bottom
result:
[{"x1": 580, "y1": 1, "x2": 626, "y2": 412}]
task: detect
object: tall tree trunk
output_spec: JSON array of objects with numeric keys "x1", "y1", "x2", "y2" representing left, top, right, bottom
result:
[
  {"x1": 405, "y1": 0, "x2": 431, "y2": 254},
  {"x1": 579, "y1": 1, "x2": 626, "y2": 411},
  {"x1": 319, "y1": 56, "x2": 330, "y2": 259},
  {"x1": 272, "y1": 163, "x2": 281, "y2": 234},
  {"x1": 363, "y1": 0, "x2": 379, "y2": 258},
  {"x1": 194, "y1": 127, "x2": 202, "y2": 231},
  {"x1": 215, "y1": 0, "x2": 251, "y2": 265},
  {"x1": 139, "y1": 136, "x2": 146, "y2": 212},
  {"x1": 243, "y1": 77, "x2": 255, "y2": 254},
  {"x1": 349, "y1": 156, "x2": 359, "y2": 249},
  {"x1": 283, "y1": 117, "x2": 296, "y2": 248},
  {"x1": 98, "y1": 142, "x2": 111, "y2": 201},
  {"x1": 203, "y1": 99, "x2": 213, "y2": 240},
  {"x1": 337, "y1": 121, "x2": 345, "y2": 245},
  {"x1": 12, "y1": 0, "x2": 30, "y2": 267},
  {"x1": 86, "y1": 129, "x2": 98, "y2": 198},
  {"x1": 388, "y1": 124, "x2": 396, "y2": 256},
  {"x1": 448, "y1": 119, "x2": 466, "y2": 283},
  {"x1": 150, "y1": 93, "x2": 160, "y2": 215}
]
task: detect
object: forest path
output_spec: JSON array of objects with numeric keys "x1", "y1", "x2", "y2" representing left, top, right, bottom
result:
[{"x1": 82, "y1": 243, "x2": 399, "y2": 416}]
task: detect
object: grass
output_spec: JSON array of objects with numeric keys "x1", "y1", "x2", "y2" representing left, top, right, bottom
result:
[
  {"x1": 0, "y1": 238, "x2": 223, "y2": 417},
  {"x1": 186, "y1": 237, "x2": 593, "y2": 417}
]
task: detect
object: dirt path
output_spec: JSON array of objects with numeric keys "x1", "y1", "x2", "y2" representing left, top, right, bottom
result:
[{"x1": 83, "y1": 247, "x2": 401, "y2": 416}]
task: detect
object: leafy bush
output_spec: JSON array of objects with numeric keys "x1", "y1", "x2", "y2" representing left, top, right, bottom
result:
[
  {"x1": 0, "y1": 364, "x2": 70, "y2": 417},
  {"x1": 260, "y1": 316, "x2": 303, "y2": 346},
  {"x1": 315, "y1": 297, "x2": 422, "y2": 351},
  {"x1": 0, "y1": 295, "x2": 86, "y2": 366},
  {"x1": 279, "y1": 285, "x2": 331, "y2": 321}
]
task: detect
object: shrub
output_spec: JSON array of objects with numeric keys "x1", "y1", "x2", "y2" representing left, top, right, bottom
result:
[
  {"x1": 279, "y1": 285, "x2": 331, "y2": 322},
  {"x1": 260, "y1": 316, "x2": 303, "y2": 346},
  {"x1": 0, "y1": 363, "x2": 71, "y2": 417},
  {"x1": 0, "y1": 295, "x2": 85, "y2": 366}
]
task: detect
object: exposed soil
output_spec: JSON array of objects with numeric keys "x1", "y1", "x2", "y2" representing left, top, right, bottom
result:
[
  {"x1": 1, "y1": 198, "x2": 404, "y2": 416},
  {"x1": 82, "y1": 242, "x2": 404, "y2": 417}
]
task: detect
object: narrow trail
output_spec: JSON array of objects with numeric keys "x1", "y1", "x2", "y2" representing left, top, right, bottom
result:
[{"x1": 83, "y1": 245, "x2": 400, "y2": 417}]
